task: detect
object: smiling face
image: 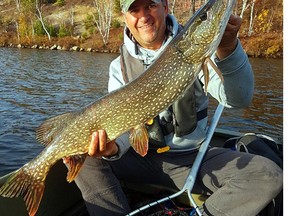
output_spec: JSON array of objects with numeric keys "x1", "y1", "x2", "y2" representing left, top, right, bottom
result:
[{"x1": 123, "y1": 0, "x2": 168, "y2": 50}]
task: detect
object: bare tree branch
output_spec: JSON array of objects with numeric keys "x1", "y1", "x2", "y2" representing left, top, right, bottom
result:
[
  {"x1": 239, "y1": 0, "x2": 249, "y2": 18},
  {"x1": 14, "y1": 0, "x2": 21, "y2": 43},
  {"x1": 170, "y1": 0, "x2": 176, "y2": 15},
  {"x1": 70, "y1": 6, "x2": 74, "y2": 26},
  {"x1": 93, "y1": 0, "x2": 113, "y2": 46},
  {"x1": 15, "y1": 0, "x2": 21, "y2": 11},
  {"x1": 35, "y1": 0, "x2": 51, "y2": 41},
  {"x1": 248, "y1": 0, "x2": 256, "y2": 36}
]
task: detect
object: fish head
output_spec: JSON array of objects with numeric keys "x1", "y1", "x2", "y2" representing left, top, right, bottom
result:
[{"x1": 174, "y1": 0, "x2": 237, "y2": 63}]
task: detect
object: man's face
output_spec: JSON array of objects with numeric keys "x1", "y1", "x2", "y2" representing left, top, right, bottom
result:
[{"x1": 123, "y1": 0, "x2": 168, "y2": 50}]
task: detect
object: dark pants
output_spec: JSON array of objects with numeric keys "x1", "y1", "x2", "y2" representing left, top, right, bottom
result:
[{"x1": 75, "y1": 147, "x2": 282, "y2": 216}]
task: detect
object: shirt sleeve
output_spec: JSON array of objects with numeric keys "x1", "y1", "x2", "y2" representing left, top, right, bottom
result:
[
  {"x1": 103, "y1": 56, "x2": 132, "y2": 161},
  {"x1": 108, "y1": 56, "x2": 125, "y2": 93},
  {"x1": 102, "y1": 132, "x2": 131, "y2": 161}
]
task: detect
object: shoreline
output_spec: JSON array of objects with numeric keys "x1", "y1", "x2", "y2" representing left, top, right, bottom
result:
[
  {"x1": 0, "y1": 31, "x2": 283, "y2": 59},
  {"x1": 0, "y1": 42, "x2": 119, "y2": 54},
  {"x1": 0, "y1": 42, "x2": 282, "y2": 59}
]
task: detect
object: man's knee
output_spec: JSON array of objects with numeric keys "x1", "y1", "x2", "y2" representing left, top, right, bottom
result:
[
  {"x1": 73, "y1": 157, "x2": 130, "y2": 216},
  {"x1": 74, "y1": 157, "x2": 114, "y2": 194},
  {"x1": 259, "y1": 156, "x2": 283, "y2": 198}
]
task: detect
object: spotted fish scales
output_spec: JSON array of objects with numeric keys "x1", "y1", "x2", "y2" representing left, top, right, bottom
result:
[{"x1": 0, "y1": 0, "x2": 236, "y2": 215}]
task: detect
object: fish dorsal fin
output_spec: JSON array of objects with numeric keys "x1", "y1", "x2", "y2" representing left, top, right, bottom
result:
[{"x1": 36, "y1": 112, "x2": 76, "y2": 146}]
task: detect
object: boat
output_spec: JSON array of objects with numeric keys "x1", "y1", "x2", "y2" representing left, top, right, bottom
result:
[{"x1": 0, "y1": 128, "x2": 282, "y2": 216}]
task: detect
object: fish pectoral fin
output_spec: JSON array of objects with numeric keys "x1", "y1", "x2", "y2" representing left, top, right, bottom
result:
[
  {"x1": 36, "y1": 112, "x2": 77, "y2": 146},
  {"x1": 202, "y1": 60, "x2": 210, "y2": 95},
  {"x1": 202, "y1": 57, "x2": 224, "y2": 95},
  {"x1": 0, "y1": 167, "x2": 45, "y2": 216},
  {"x1": 129, "y1": 124, "x2": 149, "y2": 157},
  {"x1": 65, "y1": 154, "x2": 87, "y2": 183},
  {"x1": 206, "y1": 57, "x2": 224, "y2": 83}
]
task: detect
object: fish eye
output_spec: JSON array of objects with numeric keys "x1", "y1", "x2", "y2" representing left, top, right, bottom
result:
[{"x1": 199, "y1": 12, "x2": 207, "y2": 21}]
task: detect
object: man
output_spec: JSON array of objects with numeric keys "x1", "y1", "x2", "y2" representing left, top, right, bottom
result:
[{"x1": 72, "y1": 0, "x2": 283, "y2": 215}]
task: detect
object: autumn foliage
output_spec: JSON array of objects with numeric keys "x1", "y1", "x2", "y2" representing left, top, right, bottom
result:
[{"x1": 0, "y1": 0, "x2": 283, "y2": 58}]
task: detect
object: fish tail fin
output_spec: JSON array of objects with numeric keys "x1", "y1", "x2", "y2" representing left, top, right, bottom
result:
[{"x1": 0, "y1": 167, "x2": 45, "y2": 216}]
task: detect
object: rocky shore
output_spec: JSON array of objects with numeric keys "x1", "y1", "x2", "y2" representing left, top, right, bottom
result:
[{"x1": 1, "y1": 34, "x2": 282, "y2": 58}]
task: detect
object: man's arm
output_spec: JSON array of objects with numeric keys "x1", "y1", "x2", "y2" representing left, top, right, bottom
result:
[{"x1": 202, "y1": 14, "x2": 254, "y2": 108}]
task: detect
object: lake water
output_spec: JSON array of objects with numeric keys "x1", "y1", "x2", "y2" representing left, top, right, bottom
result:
[{"x1": 0, "y1": 47, "x2": 283, "y2": 176}]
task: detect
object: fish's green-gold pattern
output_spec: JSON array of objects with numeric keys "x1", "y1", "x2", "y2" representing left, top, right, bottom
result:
[{"x1": 0, "y1": 0, "x2": 236, "y2": 215}]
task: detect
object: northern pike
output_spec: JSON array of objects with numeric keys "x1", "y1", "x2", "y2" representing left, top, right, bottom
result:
[{"x1": 0, "y1": 0, "x2": 236, "y2": 215}]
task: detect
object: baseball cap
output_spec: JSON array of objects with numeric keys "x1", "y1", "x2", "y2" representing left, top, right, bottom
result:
[{"x1": 120, "y1": 0, "x2": 162, "y2": 13}]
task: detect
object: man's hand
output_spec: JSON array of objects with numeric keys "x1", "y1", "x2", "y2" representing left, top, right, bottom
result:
[
  {"x1": 216, "y1": 14, "x2": 242, "y2": 60},
  {"x1": 88, "y1": 130, "x2": 118, "y2": 158},
  {"x1": 63, "y1": 130, "x2": 118, "y2": 166}
]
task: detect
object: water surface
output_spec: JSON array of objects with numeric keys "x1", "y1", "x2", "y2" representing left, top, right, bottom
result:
[
  {"x1": 0, "y1": 48, "x2": 117, "y2": 175},
  {"x1": 0, "y1": 48, "x2": 283, "y2": 176}
]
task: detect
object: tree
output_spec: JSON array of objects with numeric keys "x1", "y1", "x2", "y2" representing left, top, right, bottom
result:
[
  {"x1": 16, "y1": 0, "x2": 35, "y2": 41},
  {"x1": 239, "y1": 0, "x2": 249, "y2": 18},
  {"x1": 14, "y1": 0, "x2": 21, "y2": 42},
  {"x1": 169, "y1": 0, "x2": 177, "y2": 15},
  {"x1": 248, "y1": 0, "x2": 255, "y2": 36},
  {"x1": 35, "y1": 0, "x2": 51, "y2": 40},
  {"x1": 114, "y1": 0, "x2": 121, "y2": 14},
  {"x1": 92, "y1": 0, "x2": 114, "y2": 46},
  {"x1": 15, "y1": 0, "x2": 21, "y2": 11},
  {"x1": 70, "y1": 6, "x2": 74, "y2": 26},
  {"x1": 189, "y1": 0, "x2": 196, "y2": 15}
]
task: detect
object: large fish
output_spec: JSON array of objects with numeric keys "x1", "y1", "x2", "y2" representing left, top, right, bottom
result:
[{"x1": 0, "y1": 0, "x2": 236, "y2": 215}]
